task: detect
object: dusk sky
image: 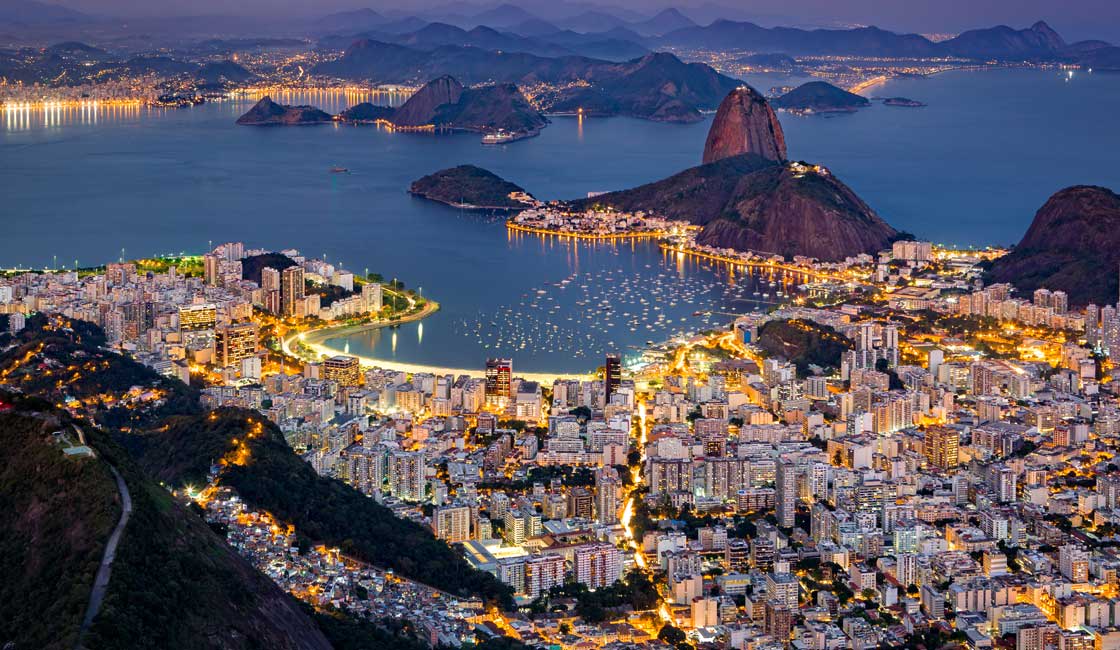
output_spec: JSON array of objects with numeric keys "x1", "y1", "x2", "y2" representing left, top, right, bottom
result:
[{"x1": 48, "y1": 0, "x2": 1120, "y2": 42}]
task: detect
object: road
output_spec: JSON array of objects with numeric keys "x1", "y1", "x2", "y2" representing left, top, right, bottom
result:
[{"x1": 77, "y1": 431, "x2": 133, "y2": 644}]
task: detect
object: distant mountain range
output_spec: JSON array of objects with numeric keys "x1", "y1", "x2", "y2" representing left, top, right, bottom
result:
[
  {"x1": 0, "y1": 43, "x2": 254, "y2": 87},
  {"x1": 311, "y1": 9, "x2": 1117, "y2": 68},
  {"x1": 316, "y1": 21, "x2": 648, "y2": 61},
  {"x1": 316, "y1": 48, "x2": 740, "y2": 122}
]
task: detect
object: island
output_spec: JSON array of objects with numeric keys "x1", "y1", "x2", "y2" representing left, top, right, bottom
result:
[
  {"x1": 882, "y1": 97, "x2": 927, "y2": 107},
  {"x1": 337, "y1": 76, "x2": 547, "y2": 140},
  {"x1": 409, "y1": 165, "x2": 537, "y2": 210},
  {"x1": 235, "y1": 96, "x2": 333, "y2": 126},
  {"x1": 773, "y1": 81, "x2": 871, "y2": 114}
]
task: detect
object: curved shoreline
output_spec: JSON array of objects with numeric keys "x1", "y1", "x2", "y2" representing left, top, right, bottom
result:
[{"x1": 282, "y1": 296, "x2": 592, "y2": 383}]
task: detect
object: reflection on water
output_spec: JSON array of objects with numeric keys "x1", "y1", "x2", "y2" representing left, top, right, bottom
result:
[
  {"x1": 237, "y1": 88, "x2": 413, "y2": 114},
  {"x1": 325, "y1": 235, "x2": 806, "y2": 373},
  {"x1": 4, "y1": 102, "x2": 151, "y2": 132},
  {"x1": 3, "y1": 88, "x2": 413, "y2": 132}
]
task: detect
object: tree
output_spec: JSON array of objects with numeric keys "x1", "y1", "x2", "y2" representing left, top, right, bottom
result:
[{"x1": 658, "y1": 624, "x2": 689, "y2": 649}]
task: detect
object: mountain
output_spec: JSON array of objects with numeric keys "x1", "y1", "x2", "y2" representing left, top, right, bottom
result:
[
  {"x1": 773, "y1": 81, "x2": 870, "y2": 112},
  {"x1": 702, "y1": 85, "x2": 787, "y2": 164},
  {"x1": 235, "y1": 96, "x2": 333, "y2": 126},
  {"x1": 534, "y1": 28, "x2": 649, "y2": 60},
  {"x1": 318, "y1": 21, "x2": 640, "y2": 60},
  {"x1": 0, "y1": 317, "x2": 516, "y2": 612},
  {"x1": 1075, "y1": 45, "x2": 1120, "y2": 70},
  {"x1": 571, "y1": 153, "x2": 782, "y2": 224},
  {"x1": 506, "y1": 17, "x2": 562, "y2": 37},
  {"x1": 435, "y1": 82, "x2": 548, "y2": 132},
  {"x1": 410, "y1": 165, "x2": 533, "y2": 209},
  {"x1": 352, "y1": 76, "x2": 546, "y2": 133},
  {"x1": 196, "y1": 60, "x2": 254, "y2": 84},
  {"x1": 941, "y1": 21, "x2": 1066, "y2": 59},
  {"x1": 315, "y1": 46, "x2": 738, "y2": 123},
  {"x1": 987, "y1": 185, "x2": 1120, "y2": 307},
  {"x1": 629, "y1": 8, "x2": 696, "y2": 37},
  {"x1": 569, "y1": 86, "x2": 896, "y2": 261},
  {"x1": 313, "y1": 7, "x2": 387, "y2": 33},
  {"x1": 392, "y1": 74, "x2": 464, "y2": 125},
  {"x1": 554, "y1": 10, "x2": 629, "y2": 33},
  {"x1": 658, "y1": 19, "x2": 1078, "y2": 60},
  {"x1": 0, "y1": 393, "x2": 332, "y2": 650},
  {"x1": 337, "y1": 102, "x2": 396, "y2": 122},
  {"x1": 693, "y1": 163, "x2": 898, "y2": 261},
  {"x1": 0, "y1": 0, "x2": 91, "y2": 25},
  {"x1": 469, "y1": 3, "x2": 540, "y2": 29},
  {"x1": 660, "y1": 20, "x2": 940, "y2": 57}
]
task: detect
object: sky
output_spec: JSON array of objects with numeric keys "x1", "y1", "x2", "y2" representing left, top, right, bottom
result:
[{"x1": 48, "y1": 0, "x2": 1120, "y2": 43}]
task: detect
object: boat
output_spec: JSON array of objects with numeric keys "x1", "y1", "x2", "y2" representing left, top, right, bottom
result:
[
  {"x1": 481, "y1": 129, "x2": 538, "y2": 145},
  {"x1": 330, "y1": 167, "x2": 349, "y2": 173}
]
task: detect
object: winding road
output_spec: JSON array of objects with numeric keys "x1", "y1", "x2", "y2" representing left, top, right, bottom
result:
[{"x1": 76, "y1": 426, "x2": 132, "y2": 645}]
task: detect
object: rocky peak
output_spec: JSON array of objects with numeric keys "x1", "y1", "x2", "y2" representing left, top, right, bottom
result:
[
  {"x1": 391, "y1": 75, "x2": 465, "y2": 126},
  {"x1": 702, "y1": 85, "x2": 786, "y2": 165},
  {"x1": 1029, "y1": 20, "x2": 1066, "y2": 50}
]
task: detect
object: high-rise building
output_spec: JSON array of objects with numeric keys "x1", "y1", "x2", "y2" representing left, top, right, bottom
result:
[
  {"x1": 216, "y1": 322, "x2": 259, "y2": 367},
  {"x1": 281, "y1": 265, "x2": 305, "y2": 317},
  {"x1": 568, "y1": 487, "x2": 594, "y2": 520},
  {"x1": 178, "y1": 303, "x2": 217, "y2": 332},
  {"x1": 362, "y1": 282, "x2": 383, "y2": 313},
  {"x1": 524, "y1": 555, "x2": 566, "y2": 599},
  {"x1": 433, "y1": 505, "x2": 472, "y2": 543},
  {"x1": 574, "y1": 542, "x2": 622, "y2": 589},
  {"x1": 203, "y1": 253, "x2": 221, "y2": 286},
  {"x1": 595, "y1": 468, "x2": 621, "y2": 525},
  {"x1": 1059, "y1": 545, "x2": 1089, "y2": 582},
  {"x1": 485, "y1": 358, "x2": 512, "y2": 403},
  {"x1": 260, "y1": 267, "x2": 281, "y2": 293},
  {"x1": 604, "y1": 352, "x2": 622, "y2": 403},
  {"x1": 775, "y1": 460, "x2": 797, "y2": 528},
  {"x1": 323, "y1": 355, "x2": 361, "y2": 387},
  {"x1": 924, "y1": 425, "x2": 959, "y2": 470},
  {"x1": 503, "y1": 508, "x2": 542, "y2": 545},
  {"x1": 764, "y1": 600, "x2": 793, "y2": 640},
  {"x1": 389, "y1": 450, "x2": 426, "y2": 502}
]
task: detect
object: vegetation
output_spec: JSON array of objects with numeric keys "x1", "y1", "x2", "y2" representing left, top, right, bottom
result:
[
  {"x1": 0, "y1": 405, "x2": 118, "y2": 650},
  {"x1": 133, "y1": 408, "x2": 515, "y2": 608},
  {"x1": 756, "y1": 318, "x2": 853, "y2": 376},
  {"x1": 410, "y1": 165, "x2": 531, "y2": 209},
  {"x1": 530, "y1": 570, "x2": 661, "y2": 623},
  {"x1": 0, "y1": 396, "x2": 331, "y2": 650}
]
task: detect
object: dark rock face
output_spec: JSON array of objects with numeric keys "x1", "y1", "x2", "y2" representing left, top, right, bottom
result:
[
  {"x1": 574, "y1": 154, "x2": 897, "y2": 262},
  {"x1": 391, "y1": 75, "x2": 464, "y2": 126},
  {"x1": 987, "y1": 185, "x2": 1120, "y2": 306},
  {"x1": 313, "y1": 45, "x2": 738, "y2": 122},
  {"x1": 410, "y1": 165, "x2": 531, "y2": 209},
  {"x1": 694, "y1": 164, "x2": 897, "y2": 261},
  {"x1": 235, "y1": 96, "x2": 332, "y2": 125},
  {"x1": 773, "y1": 81, "x2": 870, "y2": 112},
  {"x1": 702, "y1": 86, "x2": 786, "y2": 164},
  {"x1": 434, "y1": 83, "x2": 547, "y2": 132},
  {"x1": 337, "y1": 102, "x2": 397, "y2": 122}
]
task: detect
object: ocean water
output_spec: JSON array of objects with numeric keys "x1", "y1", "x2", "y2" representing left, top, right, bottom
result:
[{"x1": 2, "y1": 68, "x2": 1117, "y2": 372}]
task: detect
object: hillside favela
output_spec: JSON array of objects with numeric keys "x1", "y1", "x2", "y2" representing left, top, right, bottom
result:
[{"x1": 3, "y1": 0, "x2": 1120, "y2": 649}]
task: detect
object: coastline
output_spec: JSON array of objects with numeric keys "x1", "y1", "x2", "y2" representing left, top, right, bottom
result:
[
  {"x1": 282, "y1": 299, "x2": 592, "y2": 382},
  {"x1": 506, "y1": 222, "x2": 666, "y2": 241}
]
